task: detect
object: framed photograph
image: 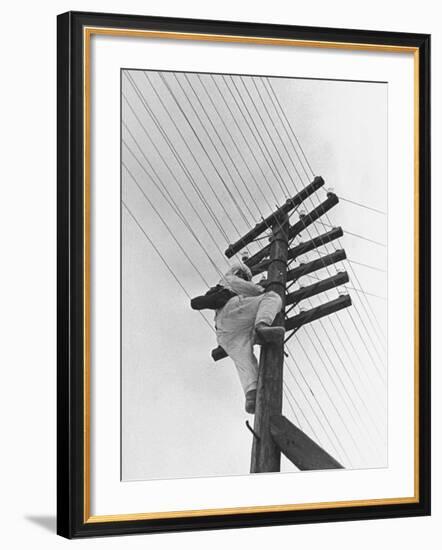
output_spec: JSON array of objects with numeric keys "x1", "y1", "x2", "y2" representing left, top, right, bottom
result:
[{"x1": 57, "y1": 11, "x2": 431, "y2": 538}]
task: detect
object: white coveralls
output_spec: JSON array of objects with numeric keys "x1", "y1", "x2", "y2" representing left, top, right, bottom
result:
[{"x1": 215, "y1": 271, "x2": 282, "y2": 395}]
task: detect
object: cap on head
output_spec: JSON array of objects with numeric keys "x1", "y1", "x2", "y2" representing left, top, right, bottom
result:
[{"x1": 232, "y1": 263, "x2": 252, "y2": 281}]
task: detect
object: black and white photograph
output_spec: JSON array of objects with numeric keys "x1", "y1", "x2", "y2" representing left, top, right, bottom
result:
[
  {"x1": 53, "y1": 8, "x2": 430, "y2": 541},
  {"x1": 0, "y1": 0, "x2": 435, "y2": 545},
  {"x1": 121, "y1": 69, "x2": 388, "y2": 481}
]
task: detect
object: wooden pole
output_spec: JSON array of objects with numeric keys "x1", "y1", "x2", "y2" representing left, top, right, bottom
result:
[
  {"x1": 270, "y1": 415, "x2": 343, "y2": 470},
  {"x1": 250, "y1": 214, "x2": 289, "y2": 473}
]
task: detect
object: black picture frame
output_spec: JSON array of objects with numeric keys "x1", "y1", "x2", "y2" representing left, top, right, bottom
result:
[{"x1": 57, "y1": 10, "x2": 431, "y2": 539}]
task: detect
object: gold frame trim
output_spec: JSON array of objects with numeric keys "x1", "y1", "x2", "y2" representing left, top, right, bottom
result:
[{"x1": 83, "y1": 26, "x2": 420, "y2": 524}]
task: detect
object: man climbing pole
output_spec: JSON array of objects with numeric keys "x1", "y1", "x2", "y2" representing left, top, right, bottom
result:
[{"x1": 191, "y1": 263, "x2": 285, "y2": 414}]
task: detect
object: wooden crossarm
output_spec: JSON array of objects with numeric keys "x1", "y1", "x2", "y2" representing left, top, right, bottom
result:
[
  {"x1": 286, "y1": 249, "x2": 346, "y2": 282},
  {"x1": 251, "y1": 226, "x2": 343, "y2": 276},
  {"x1": 286, "y1": 271, "x2": 349, "y2": 305},
  {"x1": 285, "y1": 294, "x2": 352, "y2": 331},
  {"x1": 246, "y1": 193, "x2": 339, "y2": 267},
  {"x1": 224, "y1": 177, "x2": 324, "y2": 258}
]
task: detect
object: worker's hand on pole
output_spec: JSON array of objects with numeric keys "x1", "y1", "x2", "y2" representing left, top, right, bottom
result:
[{"x1": 258, "y1": 277, "x2": 269, "y2": 289}]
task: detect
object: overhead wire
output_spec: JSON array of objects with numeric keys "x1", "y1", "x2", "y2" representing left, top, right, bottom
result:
[
  {"x1": 207, "y1": 75, "x2": 277, "y2": 212},
  {"x1": 283, "y1": 354, "x2": 348, "y2": 464},
  {"x1": 294, "y1": 326, "x2": 374, "y2": 462},
  {"x1": 306, "y1": 248, "x2": 387, "y2": 362},
  {"x1": 284, "y1": 348, "x2": 350, "y2": 466},
  {"x1": 135, "y1": 71, "x2": 247, "y2": 247},
  {"x1": 122, "y1": 120, "x2": 229, "y2": 275},
  {"x1": 221, "y1": 75, "x2": 380, "y2": 464},
  {"x1": 217, "y1": 75, "x2": 279, "y2": 204},
  {"x1": 228, "y1": 76, "x2": 289, "y2": 198},
  {"x1": 168, "y1": 73, "x2": 281, "y2": 258},
  {"x1": 264, "y1": 77, "x2": 388, "y2": 347},
  {"x1": 203, "y1": 75, "x2": 356, "y2": 458},
  {"x1": 125, "y1": 72, "x2": 232, "y2": 245},
  {"x1": 316, "y1": 220, "x2": 387, "y2": 248},
  {"x1": 296, "y1": 270, "x2": 386, "y2": 301},
  {"x1": 260, "y1": 79, "x2": 388, "y2": 362},
  {"x1": 282, "y1": 383, "x2": 302, "y2": 428},
  {"x1": 241, "y1": 75, "x2": 387, "y2": 460},
  {"x1": 285, "y1": 222, "x2": 388, "y2": 379},
  {"x1": 157, "y1": 72, "x2": 254, "y2": 232},
  {"x1": 265, "y1": 78, "x2": 316, "y2": 178},
  {"x1": 338, "y1": 196, "x2": 387, "y2": 216},
  {"x1": 122, "y1": 201, "x2": 215, "y2": 334},
  {"x1": 304, "y1": 321, "x2": 386, "y2": 446},
  {"x1": 243, "y1": 74, "x2": 386, "y2": 361},
  {"x1": 227, "y1": 76, "x2": 378, "y2": 457},
  {"x1": 123, "y1": 69, "x2": 388, "y2": 469},
  {"x1": 123, "y1": 162, "x2": 211, "y2": 287},
  {"x1": 125, "y1": 69, "x2": 348, "y2": 464},
  {"x1": 181, "y1": 73, "x2": 266, "y2": 221},
  {"x1": 240, "y1": 76, "x2": 386, "y2": 378},
  {"x1": 205, "y1": 74, "x2": 294, "y2": 241}
]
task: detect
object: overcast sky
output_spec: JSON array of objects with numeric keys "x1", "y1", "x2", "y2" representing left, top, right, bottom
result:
[{"x1": 121, "y1": 69, "x2": 388, "y2": 481}]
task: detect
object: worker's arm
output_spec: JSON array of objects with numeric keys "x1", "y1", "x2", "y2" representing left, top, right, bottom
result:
[{"x1": 222, "y1": 275, "x2": 264, "y2": 297}]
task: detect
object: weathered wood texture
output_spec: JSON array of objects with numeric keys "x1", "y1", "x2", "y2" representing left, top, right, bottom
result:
[
  {"x1": 270, "y1": 415, "x2": 343, "y2": 470},
  {"x1": 250, "y1": 216, "x2": 289, "y2": 473},
  {"x1": 286, "y1": 271, "x2": 349, "y2": 305},
  {"x1": 250, "y1": 226, "x2": 343, "y2": 276},
  {"x1": 286, "y1": 249, "x2": 346, "y2": 282},
  {"x1": 285, "y1": 294, "x2": 352, "y2": 331}
]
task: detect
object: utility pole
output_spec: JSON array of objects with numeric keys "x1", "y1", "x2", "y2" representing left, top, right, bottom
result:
[
  {"x1": 250, "y1": 214, "x2": 289, "y2": 473},
  {"x1": 211, "y1": 177, "x2": 353, "y2": 473}
]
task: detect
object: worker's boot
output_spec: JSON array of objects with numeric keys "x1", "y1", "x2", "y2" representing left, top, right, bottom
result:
[
  {"x1": 254, "y1": 323, "x2": 285, "y2": 345},
  {"x1": 245, "y1": 389, "x2": 256, "y2": 414}
]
